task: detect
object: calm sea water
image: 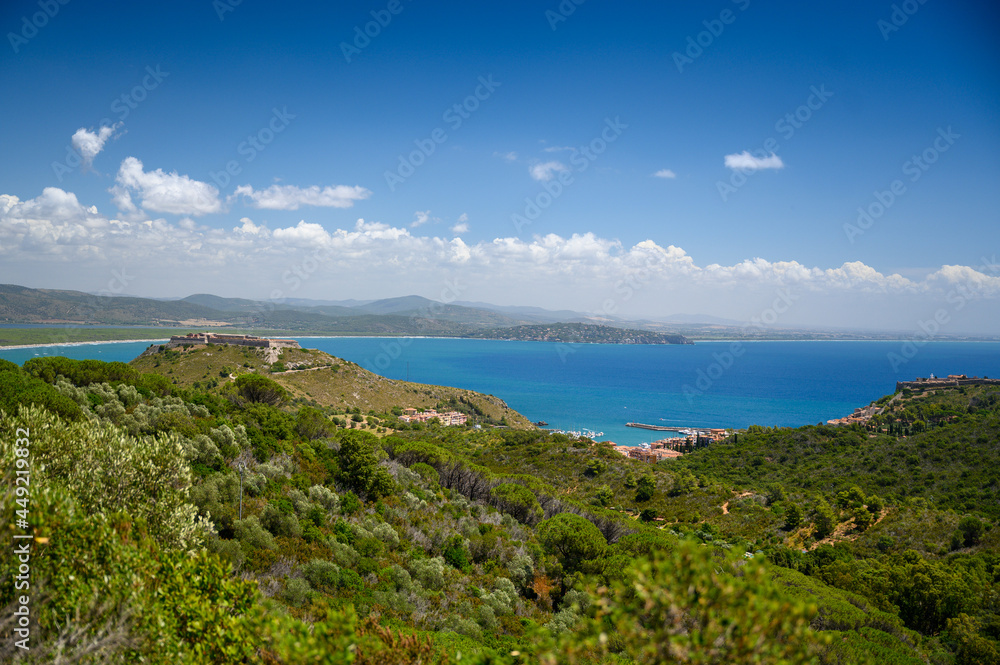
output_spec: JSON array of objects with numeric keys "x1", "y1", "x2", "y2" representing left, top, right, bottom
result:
[{"x1": 2, "y1": 338, "x2": 998, "y2": 446}]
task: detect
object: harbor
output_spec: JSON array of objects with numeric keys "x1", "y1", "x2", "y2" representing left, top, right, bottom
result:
[{"x1": 626, "y1": 422, "x2": 730, "y2": 440}]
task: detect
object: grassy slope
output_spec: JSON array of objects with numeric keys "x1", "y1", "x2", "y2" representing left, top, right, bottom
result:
[
  {"x1": 0, "y1": 327, "x2": 173, "y2": 346},
  {"x1": 128, "y1": 343, "x2": 534, "y2": 428}
]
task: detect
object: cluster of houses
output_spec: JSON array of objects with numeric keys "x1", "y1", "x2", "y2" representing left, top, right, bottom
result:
[
  {"x1": 613, "y1": 442, "x2": 684, "y2": 462},
  {"x1": 611, "y1": 429, "x2": 731, "y2": 462},
  {"x1": 398, "y1": 408, "x2": 468, "y2": 426},
  {"x1": 826, "y1": 405, "x2": 882, "y2": 426}
]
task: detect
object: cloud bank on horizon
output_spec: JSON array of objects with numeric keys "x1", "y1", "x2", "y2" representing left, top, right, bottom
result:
[{"x1": 2, "y1": 185, "x2": 998, "y2": 332}]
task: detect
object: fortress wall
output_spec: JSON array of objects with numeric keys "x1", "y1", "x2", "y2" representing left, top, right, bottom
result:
[{"x1": 166, "y1": 333, "x2": 300, "y2": 350}]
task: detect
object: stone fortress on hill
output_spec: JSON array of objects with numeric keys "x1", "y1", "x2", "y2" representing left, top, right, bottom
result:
[
  {"x1": 896, "y1": 374, "x2": 999, "y2": 392},
  {"x1": 166, "y1": 332, "x2": 300, "y2": 350}
]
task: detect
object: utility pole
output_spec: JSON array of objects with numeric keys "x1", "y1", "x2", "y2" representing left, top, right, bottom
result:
[{"x1": 238, "y1": 462, "x2": 245, "y2": 520}]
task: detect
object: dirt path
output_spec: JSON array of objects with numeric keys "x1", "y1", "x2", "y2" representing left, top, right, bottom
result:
[{"x1": 721, "y1": 501, "x2": 729, "y2": 515}]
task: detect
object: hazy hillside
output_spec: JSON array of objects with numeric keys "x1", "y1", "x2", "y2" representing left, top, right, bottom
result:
[{"x1": 468, "y1": 322, "x2": 692, "y2": 345}]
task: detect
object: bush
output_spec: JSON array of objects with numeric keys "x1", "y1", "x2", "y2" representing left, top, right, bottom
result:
[
  {"x1": 443, "y1": 534, "x2": 471, "y2": 572},
  {"x1": 539, "y1": 541, "x2": 823, "y2": 663},
  {"x1": 308, "y1": 485, "x2": 340, "y2": 512},
  {"x1": 302, "y1": 559, "x2": 340, "y2": 590},
  {"x1": 282, "y1": 577, "x2": 311, "y2": 607},
  {"x1": 410, "y1": 556, "x2": 446, "y2": 590},
  {"x1": 234, "y1": 516, "x2": 276, "y2": 551},
  {"x1": 1, "y1": 404, "x2": 203, "y2": 548}
]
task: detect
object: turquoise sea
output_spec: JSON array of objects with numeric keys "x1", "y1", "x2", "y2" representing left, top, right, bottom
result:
[{"x1": 2, "y1": 338, "x2": 998, "y2": 446}]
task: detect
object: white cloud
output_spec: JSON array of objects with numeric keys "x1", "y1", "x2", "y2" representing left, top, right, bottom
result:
[
  {"x1": 111, "y1": 157, "x2": 222, "y2": 217},
  {"x1": 457, "y1": 213, "x2": 469, "y2": 223},
  {"x1": 653, "y1": 169, "x2": 676, "y2": 179},
  {"x1": 494, "y1": 151, "x2": 518, "y2": 162},
  {"x1": 529, "y1": 161, "x2": 569, "y2": 182},
  {"x1": 3, "y1": 186, "x2": 999, "y2": 332},
  {"x1": 724, "y1": 151, "x2": 785, "y2": 171},
  {"x1": 543, "y1": 146, "x2": 573, "y2": 153},
  {"x1": 234, "y1": 217, "x2": 268, "y2": 236},
  {"x1": 71, "y1": 123, "x2": 122, "y2": 168},
  {"x1": 411, "y1": 210, "x2": 431, "y2": 228},
  {"x1": 231, "y1": 183, "x2": 371, "y2": 210}
]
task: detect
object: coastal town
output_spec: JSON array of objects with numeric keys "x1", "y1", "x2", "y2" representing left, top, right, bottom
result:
[
  {"x1": 611, "y1": 427, "x2": 730, "y2": 462},
  {"x1": 398, "y1": 407, "x2": 469, "y2": 427}
]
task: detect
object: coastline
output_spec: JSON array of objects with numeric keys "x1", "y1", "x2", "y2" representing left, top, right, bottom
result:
[
  {"x1": 3, "y1": 334, "x2": 998, "y2": 352},
  {"x1": 0, "y1": 338, "x2": 168, "y2": 351}
]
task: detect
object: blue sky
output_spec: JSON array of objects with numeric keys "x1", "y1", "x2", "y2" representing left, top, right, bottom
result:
[{"x1": 1, "y1": 0, "x2": 999, "y2": 332}]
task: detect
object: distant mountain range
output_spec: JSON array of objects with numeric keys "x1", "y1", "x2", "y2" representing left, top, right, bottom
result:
[
  {"x1": 0, "y1": 284, "x2": 684, "y2": 340},
  {"x1": 4, "y1": 284, "x2": 995, "y2": 342}
]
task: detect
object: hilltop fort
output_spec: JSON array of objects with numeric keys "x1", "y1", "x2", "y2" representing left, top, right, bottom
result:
[
  {"x1": 896, "y1": 374, "x2": 999, "y2": 392},
  {"x1": 166, "y1": 332, "x2": 300, "y2": 350}
]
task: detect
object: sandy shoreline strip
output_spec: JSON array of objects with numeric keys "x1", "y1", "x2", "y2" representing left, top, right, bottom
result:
[{"x1": 0, "y1": 338, "x2": 169, "y2": 351}]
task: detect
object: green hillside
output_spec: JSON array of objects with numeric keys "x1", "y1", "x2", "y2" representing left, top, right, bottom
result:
[
  {"x1": 129, "y1": 342, "x2": 533, "y2": 429},
  {"x1": 1, "y1": 352, "x2": 998, "y2": 663}
]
